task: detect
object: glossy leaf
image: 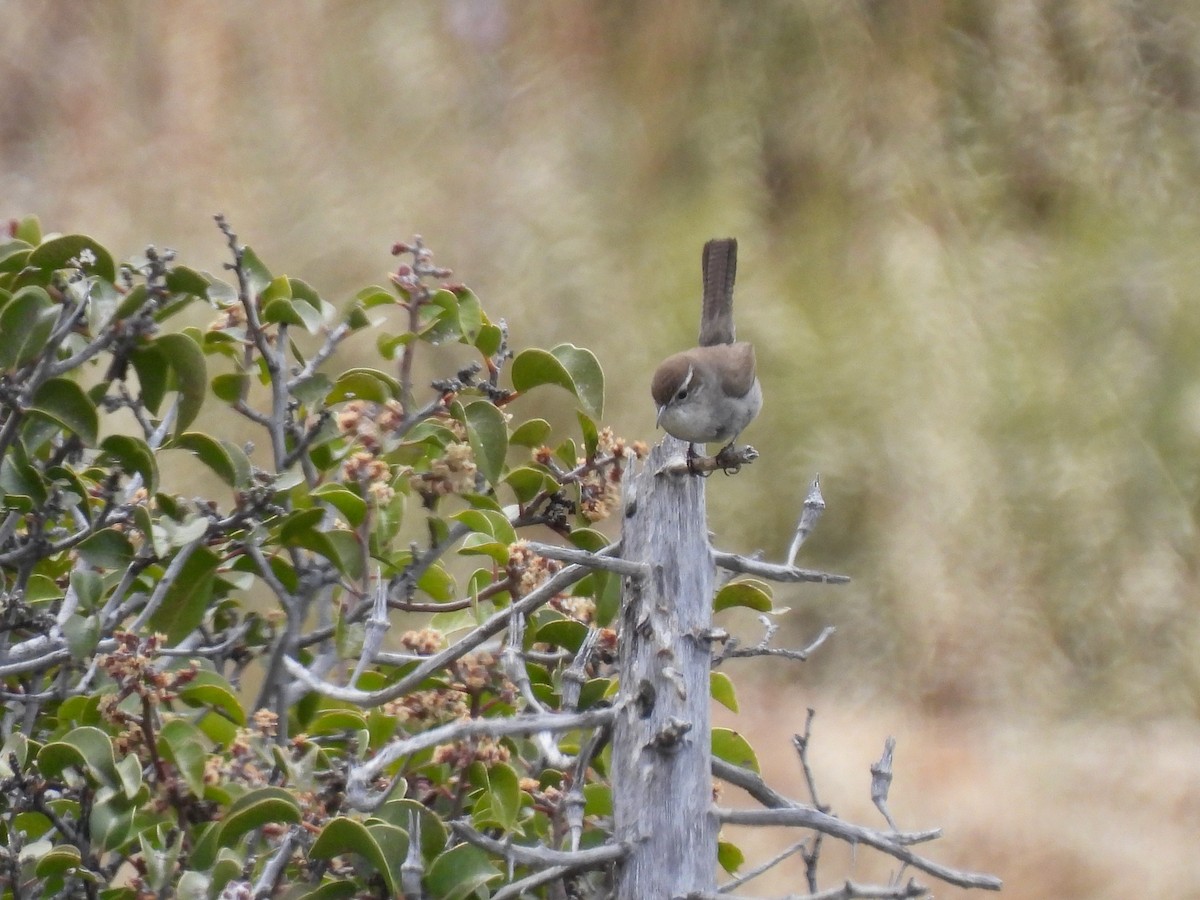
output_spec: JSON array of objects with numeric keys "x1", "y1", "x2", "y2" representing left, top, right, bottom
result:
[
  {"x1": 426, "y1": 844, "x2": 501, "y2": 900},
  {"x1": 553, "y1": 344, "x2": 604, "y2": 417},
  {"x1": 310, "y1": 817, "x2": 400, "y2": 896},
  {"x1": 211, "y1": 372, "x2": 248, "y2": 404},
  {"x1": 327, "y1": 368, "x2": 399, "y2": 404},
  {"x1": 504, "y1": 466, "x2": 553, "y2": 503},
  {"x1": 453, "y1": 286, "x2": 483, "y2": 343},
  {"x1": 28, "y1": 234, "x2": 116, "y2": 282},
  {"x1": 165, "y1": 265, "x2": 212, "y2": 297},
  {"x1": 147, "y1": 545, "x2": 220, "y2": 643},
  {"x1": 461, "y1": 400, "x2": 507, "y2": 486},
  {"x1": 710, "y1": 671, "x2": 739, "y2": 712},
  {"x1": 217, "y1": 787, "x2": 302, "y2": 846},
  {"x1": 13, "y1": 214, "x2": 41, "y2": 244},
  {"x1": 713, "y1": 580, "x2": 773, "y2": 613},
  {"x1": 470, "y1": 762, "x2": 522, "y2": 831},
  {"x1": 76, "y1": 529, "x2": 134, "y2": 570},
  {"x1": 100, "y1": 434, "x2": 159, "y2": 493},
  {"x1": 154, "y1": 333, "x2": 207, "y2": 435},
  {"x1": 712, "y1": 727, "x2": 760, "y2": 773},
  {"x1": 511, "y1": 348, "x2": 576, "y2": 399},
  {"x1": 718, "y1": 840, "x2": 745, "y2": 875},
  {"x1": 0, "y1": 286, "x2": 55, "y2": 370},
  {"x1": 177, "y1": 670, "x2": 246, "y2": 724},
  {"x1": 159, "y1": 719, "x2": 210, "y2": 798},
  {"x1": 312, "y1": 484, "x2": 368, "y2": 527},
  {"x1": 509, "y1": 417, "x2": 552, "y2": 448},
  {"x1": 240, "y1": 246, "x2": 273, "y2": 297},
  {"x1": 37, "y1": 726, "x2": 121, "y2": 788},
  {"x1": 30, "y1": 378, "x2": 98, "y2": 446},
  {"x1": 173, "y1": 432, "x2": 252, "y2": 489}
]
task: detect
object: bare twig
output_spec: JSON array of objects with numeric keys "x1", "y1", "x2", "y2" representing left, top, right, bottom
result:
[
  {"x1": 285, "y1": 554, "x2": 599, "y2": 708},
  {"x1": 344, "y1": 706, "x2": 616, "y2": 810},
  {"x1": 715, "y1": 807, "x2": 998, "y2": 890},
  {"x1": 712, "y1": 551, "x2": 849, "y2": 584},
  {"x1": 786, "y1": 476, "x2": 826, "y2": 567},
  {"x1": 451, "y1": 819, "x2": 627, "y2": 869},
  {"x1": 523, "y1": 540, "x2": 646, "y2": 577},
  {"x1": 871, "y1": 736, "x2": 900, "y2": 832}
]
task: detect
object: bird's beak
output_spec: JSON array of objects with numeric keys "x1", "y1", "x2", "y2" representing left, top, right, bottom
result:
[{"x1": 655, "y1": 405, "x2": 665, "y2": 429}]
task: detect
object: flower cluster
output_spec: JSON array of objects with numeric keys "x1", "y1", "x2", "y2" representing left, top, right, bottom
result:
[
  {"x1": 577, "y1": 427, "x2": 646, "y2": 522},
  {"x1": 416, "y1": 441, "x2": 477, "y2": 498},
  {"x1": 507, "y1": 540, "x2": 563, "y2": 596},
  {"x1": 341, "y1": 449, "x2": 395, "y2": 504},
  {"x1": 399, "y1": 627, "x2": 445, "y2": 655}
]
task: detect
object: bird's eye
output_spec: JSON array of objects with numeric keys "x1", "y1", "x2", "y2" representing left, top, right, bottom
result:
[{"x1": 675, "y1": 388, "x2": 688, "y2": 401}]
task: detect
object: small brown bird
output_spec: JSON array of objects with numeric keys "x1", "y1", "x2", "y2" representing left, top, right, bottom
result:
[{"x1": 651, "y1": 238, "x2": 761, "y2": 456}]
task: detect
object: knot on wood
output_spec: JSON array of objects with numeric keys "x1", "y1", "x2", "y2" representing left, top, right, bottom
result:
[{"x1": 650, "y1": 716, "x2": 692, "y2": 752}]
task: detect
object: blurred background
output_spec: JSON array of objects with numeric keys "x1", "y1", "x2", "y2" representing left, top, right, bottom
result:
[{"x1": 5, "y1": 1, "x2": 1200, "y2": 894}]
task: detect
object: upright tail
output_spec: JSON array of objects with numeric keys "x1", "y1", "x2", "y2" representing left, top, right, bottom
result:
[{"x1": 699, "y1": 237, "x2": 738, "y2": 346}]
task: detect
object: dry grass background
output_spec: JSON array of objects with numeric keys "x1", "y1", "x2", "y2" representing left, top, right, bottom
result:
[{"x1": 5, "y1": 1, "x2": 1200, "y2": 894}]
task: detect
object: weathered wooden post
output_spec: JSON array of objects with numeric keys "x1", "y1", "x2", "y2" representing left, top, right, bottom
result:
[{"x1": 612, "y1": 435, "x2": 718, "y2": 898}]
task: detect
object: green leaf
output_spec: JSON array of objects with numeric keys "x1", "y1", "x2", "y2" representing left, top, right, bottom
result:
[
  {"x1": 159, "y1": 719, "x2": 210, "y2": 798},
  {"x1": 451, "y1": 508, "x2": 517, "y2": 545},
  {"x1": 62, "y1": 615, "x2": 100, "y2": 660},
  {"x1": 113, "y1": 282, "x2": 150, "y2": 319},
  {"x1": 28, "y1": 234, "x2": 116, "y2": 283},
  {"x1": 308, "y1": 709, "x2": 368, "y2": 735},
  {"x1": 461, "y1": 400, "x2": 507, "y2": 486},
  {"x1": 147, "y1": 544, "x2": 220, "y2": 643},
  {"x1": 263, "y1": 296, "x2": 307, "y2": 328},
  {"x1": 70, "y1": 570, "x2": 102, "y2": 608},
  {"x1": 509, "y1": 418, "x2": 552, "y2": 448},
  {"x1": 584, "y1": 782, "x2": 612, "y2": 817},
  {"x1": 453, "y1": 287, "x2": 483, "y2": 343},
  {"x1": 426, "y1": 844, "x2": 501, "y2": 900},
  {"x1": 577, "y1": 410, "x2": 599, "y2": 458},
  {"x1": 312, "y1": 485, "x2": 368, "y2": 527},
  {"x1": 471, "y1": 762, "x2": 521, "y2": 831},
  {"x1": 511, "y1": 348, "x2": 576, "y2": 399},
  {"x1": 0, "y1": 286, "x2": 56, "y2": 371},
  {"x1": 327, "y1": 368, "x2": 399, "y2": 404},
  {"x1": 474, "y1": 322, "x2": 503, "y2": 356},
  {"x1": 172, "y1": 432, "x2": 252, "y2": 489},
  {"x1": 76, "y1": 529, "x2": 134, "y2": 570},
  {"x1": 504, "y1": 466, "x2": 553, "y2": 504},
  {"x1": 37, "y1": 726, "x2": 121, "y2": 788},
  {"x1": 100, "y1": 434, "x2": 159, "y2": 493},
  {"x1": 154, "y1": 333, "x2": 207, "y2": 435},
  {"x1": 421, "y1": 288, "x2": 462, "y2": 344},
  {"x1": 713, "y1": 580, "x2": 773, "y2": 613},
  {"x1": 0, "y1": 240, "x2": 32, "y2": 275},
  {"x1": 310, "y1": 817, "x2": 400, "y2": 897},
  {"x1": 217, "y1": 787, "x2": 302, "y2": 846},
  {"x1": 165, "y1": 265, "x2": 212, "y2": 297},
  {"x1": 551, "y1": 344, "x2": 604, "y2": 417},
  {"x1": 29, "y1": 378, "x2": 99, "y2": 446},
  {"x1": 536, "y1": 619, "x2": 587, "y2": 652},
  {"x1": 710, "y1": 671, "x2": 739, "y2": 712},
  {"x1": 712, "y1": 727, "x2": 760, "y2": 773},
  {"x1": 375, "y1": 798, "x2": 448, "y2": 858},
  {"x1": 718, "y1": 840, "x2": 745, "y2": 875},
  {"x1": 211, "y1": 372, "x2": 248, "y2": 404},
  {"x1": 128, "y1": 344, "x2": 169, "y2": 414},
  {"x1": 240, "y1": 246, "x2": 273, "y2": 298},
  {"x1": 89, "y1": 790, "x2": 136, "y2": 851},
  {"x1": 13, "y1": 214, "x2": 41, "y2": 244},
  {"x1": 178, "y1": 671, "x2": 246, "y2": 725}
]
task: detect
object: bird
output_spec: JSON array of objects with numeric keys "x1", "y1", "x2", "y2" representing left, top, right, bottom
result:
[{"x1": 651, "y1": 238, "x2": 761, "y2": 467}]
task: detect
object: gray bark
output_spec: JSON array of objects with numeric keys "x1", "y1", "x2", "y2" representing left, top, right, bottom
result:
[{"x1": 613, "y1": 436, "x2": 718, "y2": 898}]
